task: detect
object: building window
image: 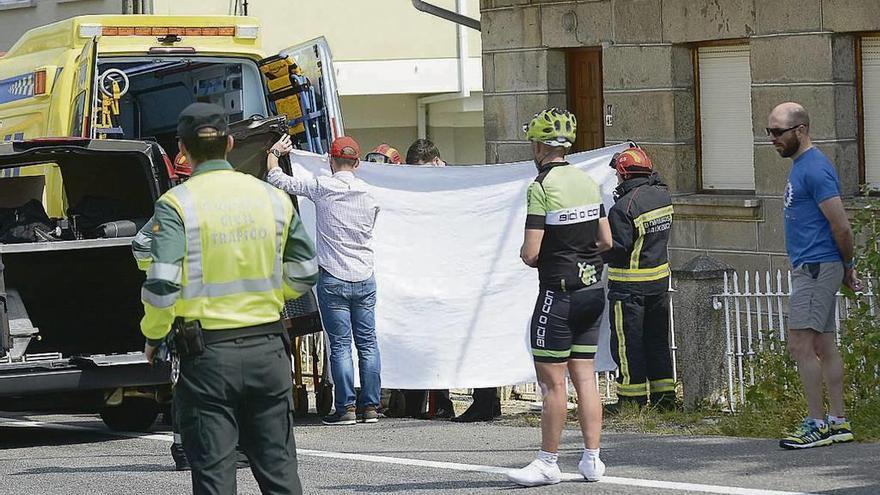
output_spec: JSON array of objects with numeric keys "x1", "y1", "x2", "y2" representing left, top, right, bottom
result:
[
  {"x1": 860, "y1": 37, "x2": 880, "y2": 190},
  {"x1": 696, "y1": 45, "x2": 755, "y2": 191}
]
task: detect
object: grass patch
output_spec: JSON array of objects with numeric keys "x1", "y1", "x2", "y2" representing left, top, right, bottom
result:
[
  {"x1": 498, "y1": 397, "x2": 879, "y2": 443},
  {"x1": 601, "y1": 402, "x2": 721, "y2": 436}
]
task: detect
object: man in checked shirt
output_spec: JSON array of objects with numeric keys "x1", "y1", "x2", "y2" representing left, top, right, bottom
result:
[{"x1": 267, "y1": 134, "x2": 382, "y2": 425}]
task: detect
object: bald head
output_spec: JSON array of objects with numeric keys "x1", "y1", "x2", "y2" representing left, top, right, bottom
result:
[
  {"x1": 768, "y1": 102, "x2": 813, "y2": 159},
  {"x1": 769, "y1": 102, "x2": 810, "y2": 132}
]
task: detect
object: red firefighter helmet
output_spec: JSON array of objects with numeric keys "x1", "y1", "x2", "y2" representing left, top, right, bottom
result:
[
  {"x1": 610, "y1": 146, "x2": 653, "y2": 178},
  {"x1": 365, "y1": 143, "x2": 402, "y2": 165},
  {"x1": 172, "y1": 151, "x2": 193, "y2": 178}
]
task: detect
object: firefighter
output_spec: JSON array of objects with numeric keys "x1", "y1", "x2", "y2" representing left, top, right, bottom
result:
[
  {"x1": 140, "y1": 103, "x2": 318, "y2": 494},
  {"x1": 604, "y1": 146, "x2": 676, "y2": 410},
  {"x1": 365, "y1": 143, "x2": 402, "y2": 164}
]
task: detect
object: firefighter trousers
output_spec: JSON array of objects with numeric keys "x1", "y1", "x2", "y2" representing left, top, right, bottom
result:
[{"x1": 609, "y1": 292, "x2": 674, "y2": 403}]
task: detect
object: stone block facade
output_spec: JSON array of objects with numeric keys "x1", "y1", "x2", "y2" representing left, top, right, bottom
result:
[{"x1": 481, "y1": 0, "x2": 874, "y2": 276}]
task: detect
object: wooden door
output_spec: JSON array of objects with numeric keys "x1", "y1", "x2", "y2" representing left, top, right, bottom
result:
[{"x1": 566, "y1": 49, "x2": 604, "y2": 152}]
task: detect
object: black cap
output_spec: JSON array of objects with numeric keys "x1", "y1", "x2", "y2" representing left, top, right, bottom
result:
[{"x1": 177, "y1": 103, "x2": 229, "y2": 142}]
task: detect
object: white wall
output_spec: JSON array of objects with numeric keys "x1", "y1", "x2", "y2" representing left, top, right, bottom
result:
[{"x1": 341, "y1": 93, "x2": 484, "y2": 165}]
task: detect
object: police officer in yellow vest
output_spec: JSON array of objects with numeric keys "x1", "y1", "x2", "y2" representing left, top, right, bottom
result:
[{"x1": 141, "y1": 103, "x2": 318, "y2": 495}]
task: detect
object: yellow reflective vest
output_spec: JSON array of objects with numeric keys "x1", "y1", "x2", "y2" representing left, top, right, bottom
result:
[{"x1": 140, "y1": 160, "x2": 318, "y2": 341}]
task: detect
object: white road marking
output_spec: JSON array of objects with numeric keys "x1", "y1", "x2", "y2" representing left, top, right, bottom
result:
[{"x1": 0, "y1": 417, "x2": 823, "y2": 495}]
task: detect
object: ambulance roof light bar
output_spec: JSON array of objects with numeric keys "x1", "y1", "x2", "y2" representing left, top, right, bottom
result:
[
  {"x1": 235, "y1": 25, "x2": 259, "y2": 39},
  {"x1": 79, "y1": 24, "x2": 102, "y2": 38},
  {"x1": 78, "y1": 24, "x2": 259, "y2": 39}
]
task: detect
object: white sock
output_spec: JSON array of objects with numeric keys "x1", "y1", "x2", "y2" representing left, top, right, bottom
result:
[
  {"x1": 583, "y1": 448, "x2": 600, "y2": 459},
  {"x1": 173, "y1": 433, "x2": 182, "y2": 444},
  {"x1": 828, "y1": 415, "x2": 847, "y2": 425},
  {"x1": 537, "y1": 450, "x2": 558, "y2": 465}
]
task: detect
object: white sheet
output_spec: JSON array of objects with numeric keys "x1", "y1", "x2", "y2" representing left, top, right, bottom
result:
[{"x1": 289, "y1": 144, "x2": 628, "y2": 389}]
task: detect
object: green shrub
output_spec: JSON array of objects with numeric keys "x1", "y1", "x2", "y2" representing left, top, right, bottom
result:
[{"x1": 719, "y1": 198, "x2": 880, "y2": 441}]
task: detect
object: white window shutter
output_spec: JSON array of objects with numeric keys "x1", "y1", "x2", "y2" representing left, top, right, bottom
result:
[
  {"x1": 862, "y1": 38, "x2": 880, "y2": 189},
  {"x1": 698, "y1": 46, "x2": 755, "y2": 191}
]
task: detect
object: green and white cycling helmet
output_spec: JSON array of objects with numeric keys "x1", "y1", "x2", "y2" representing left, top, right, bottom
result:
[{"x1": 523, "y1": 107, "x2": 577, "y2": 147}]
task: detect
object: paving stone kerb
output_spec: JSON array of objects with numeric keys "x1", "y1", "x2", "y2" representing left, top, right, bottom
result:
[{"x1": 672, "y1": 255, "x2": 734, "y2": 410}]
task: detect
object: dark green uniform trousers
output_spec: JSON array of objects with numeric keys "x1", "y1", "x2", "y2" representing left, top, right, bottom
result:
[{"x1": 176, "y1": 332, "x2": 302, "y2": 495}]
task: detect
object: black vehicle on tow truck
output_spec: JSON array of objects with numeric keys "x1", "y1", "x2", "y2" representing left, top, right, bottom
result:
[{"x1": 0, "y1": 117, "x2": 321, "y2": 431}]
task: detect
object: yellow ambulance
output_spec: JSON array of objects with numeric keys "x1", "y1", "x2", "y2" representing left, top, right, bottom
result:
[
  {"x1": 0, "y1": 14, "x2": 344, "y2": 214},
  {"x1": 0, "y1": 15, "x2": 341, "y2": 429}
]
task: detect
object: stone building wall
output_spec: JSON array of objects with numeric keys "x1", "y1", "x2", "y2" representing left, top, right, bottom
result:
[{"x1": 480, "y1": 0, "x2": 871, "y2": 275}]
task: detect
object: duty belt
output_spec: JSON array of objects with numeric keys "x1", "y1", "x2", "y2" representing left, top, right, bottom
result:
[{"x1": 202, "y1": 320, "x2": 285, "y2": 345}]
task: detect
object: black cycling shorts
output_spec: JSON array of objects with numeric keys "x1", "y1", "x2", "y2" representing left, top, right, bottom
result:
[{"x1": 530, "y1": 286, "x2": 605, "y2": 363}]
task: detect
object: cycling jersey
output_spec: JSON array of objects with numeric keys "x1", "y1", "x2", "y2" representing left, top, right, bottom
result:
[{"x1": 525, "y1": 162, "x2": 606, "y2": 292}]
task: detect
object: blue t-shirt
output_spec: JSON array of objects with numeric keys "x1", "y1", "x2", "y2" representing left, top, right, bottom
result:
[{"x1": 783, "y1": 147, "x2": 842, "y2": 267}]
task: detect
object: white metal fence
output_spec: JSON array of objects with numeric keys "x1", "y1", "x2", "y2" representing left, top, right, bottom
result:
[{"x1": 712, "y1": 270, "x2": 877, "y2": 412}]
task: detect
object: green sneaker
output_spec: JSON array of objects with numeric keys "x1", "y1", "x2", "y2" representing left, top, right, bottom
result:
[
  {"x1": 827, "y1": 417, "x2": 854, "y2": 444},
  {"x1": 780, "y1": 419, "x2": 833, "y2": 450}
]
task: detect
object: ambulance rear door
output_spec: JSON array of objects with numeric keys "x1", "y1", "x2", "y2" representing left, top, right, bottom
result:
[
  {"x1": 69, "y1": 37, "x2": 98, "y2": 138},
  {"x1": 258, "y1": 37, "x2": 344, "y2": 155}
]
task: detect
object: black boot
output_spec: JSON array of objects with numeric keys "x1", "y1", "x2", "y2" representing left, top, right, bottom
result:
[
  {"x1": 433, "y1": 390, "x2": 456, "y2": 419},
  {"x1": 403, "y1": 390, "x2": 429, "y2": 419},
  {"x1": 170, "y1": 443, "x2": 190, "y2": 471},
  {"x1": 235, "y1": 447, "x2": 250, "y2": 469},
  {"x1": 451, "y1": 388, "x2": 496, "y2": 423},
  {"x1": 604, "y1": 396, "x2": 647, "y2": 416},
  {"x1": 650, "y1": 391, "x2": 678, "y2": 412},
  {"x1": 384, "y1": 390, "x2": 408, "y2": 418}
]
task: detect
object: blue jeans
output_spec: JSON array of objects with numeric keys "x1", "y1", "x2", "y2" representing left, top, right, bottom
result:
[{"x1": 317, "y1": 270, "x2": 381, "y2": 413}]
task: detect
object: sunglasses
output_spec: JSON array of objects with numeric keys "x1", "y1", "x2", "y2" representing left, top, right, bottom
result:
[{"x1": 765, "y1": 124, "x2": 803, "y2": 137}]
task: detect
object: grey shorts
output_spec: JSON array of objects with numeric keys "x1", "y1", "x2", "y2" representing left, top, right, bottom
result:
[{"x1": 789, "y1": 262, "x2": 843, "y2": 333}]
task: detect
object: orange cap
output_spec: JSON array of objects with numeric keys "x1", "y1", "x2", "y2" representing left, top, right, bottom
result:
[{"x1": 330, "y1": 136, "x2": 360, "y2": 160}]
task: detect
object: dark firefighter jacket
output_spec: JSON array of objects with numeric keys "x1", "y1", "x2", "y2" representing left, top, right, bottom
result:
[{"x1": 603, "y1": 172, "x2": 673, "y2": 297}]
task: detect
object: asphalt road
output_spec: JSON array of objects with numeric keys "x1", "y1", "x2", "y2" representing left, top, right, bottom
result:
[{"x1": 0, "y1": 413, "x2": 878, "y2": 495}]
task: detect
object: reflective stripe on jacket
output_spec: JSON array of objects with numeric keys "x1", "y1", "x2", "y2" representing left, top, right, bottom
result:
[
  {"x1": 604, "y1": 173, "x2": 673, "y2": 296},
  {"x1": 140, "y1": 160, "x2": 318, "y2": 340}
]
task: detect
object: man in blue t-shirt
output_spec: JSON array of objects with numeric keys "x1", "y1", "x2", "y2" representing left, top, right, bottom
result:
[{"x1": 768, "y1": 102, "x2": 863, "y2": 450}]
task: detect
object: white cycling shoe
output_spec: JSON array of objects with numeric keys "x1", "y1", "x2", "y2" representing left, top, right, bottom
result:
[
  {"x1": 506, "y1": 459, "x2": 562, "y2": 487},
  {"x1": 578, "y1": 455, "x2": 606, "y2": 482}
]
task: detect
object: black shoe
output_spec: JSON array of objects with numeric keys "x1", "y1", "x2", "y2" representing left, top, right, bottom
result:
[
  {"x1": 451, "y1": 403, "x2": 493, "y2": 423},
  {"x1": 604, "y1": 396, "x2": 647, "y2": 416},
  {"x1": 649, "y1": 391, "x2": 678, "y2": 412},
  {"x1": 171, "y1": 443, "x2": 190, "y2": 471},
  {"x1": 235, "y1": 448, "x2": 250, "y2": 469},
  {"x1": 403, "y1": 390, "x2": 429, "y2": 419},
  {"x1": 434, "y1": 407, "x2": 456, "y2": 420}
]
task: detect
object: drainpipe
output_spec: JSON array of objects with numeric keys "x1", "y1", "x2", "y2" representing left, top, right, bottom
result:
[
  {"x1": 411, "y1": 0, "x2": 480, "y2": 31},
  {"x1": 416, "y1": 0, "x2": 471, "y2": 140},
  {"x1": 455, "y1": 0, "x2": 470, "y2": 101}
]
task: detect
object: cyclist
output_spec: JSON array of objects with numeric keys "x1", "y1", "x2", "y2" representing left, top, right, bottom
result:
[{"x1": 507, "y1": 108, "x2": 612, "y2": 487}]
